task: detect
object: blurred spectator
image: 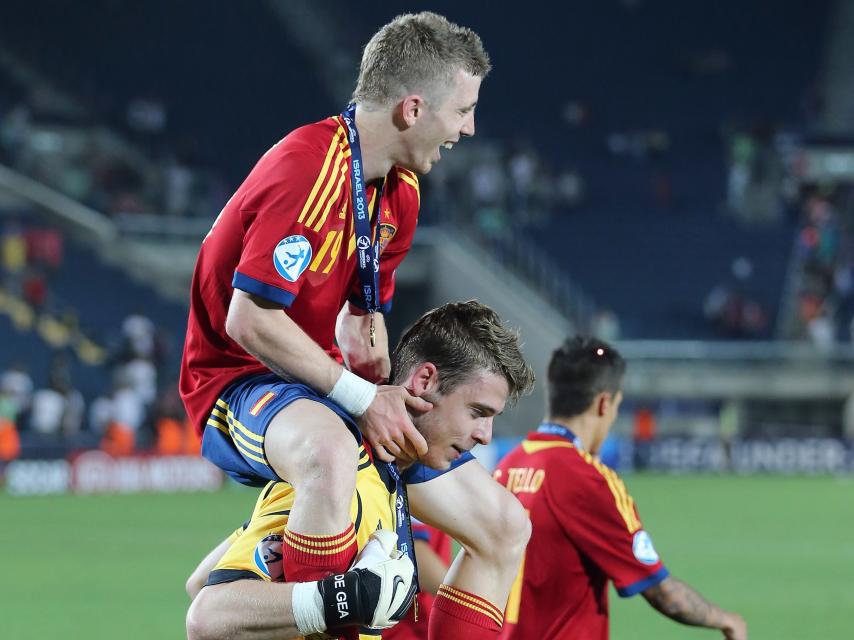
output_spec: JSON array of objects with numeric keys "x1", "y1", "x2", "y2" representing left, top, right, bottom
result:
[
  {"x1": 164, "y1": 155, "x2": 194, "y2": 216},
  {"x1": 704, "y1": 257, "x2": 768, "y2": 338},
  {"x1": 0, "y1": 103, "x2": 31, "y2": 162},
  {"x1": 2, "y1": 220, "x2": 28, "y2": 285},
  {"x1": 112, "y1": 382, "x2": 147, "y2": 434},
  {"x1": 115, "y1": 357, "x2": 157, "y2": 407},
  {"x1": 121, "y1": 312, "x2": 157, "y2": 360},
  {"x1": 591, "y1": 309, "x2": 621, "y2": 342},
  {"x1": 555, "y1": 168, "x2": 585, "y2": 210},
  {"x1": 632, "y1": 406, "x2": 656, "y2": 469},
  {"x1": 0, "y1": 362, "x2": 33, "y2": 419},
  {"x1": 561, "y1": 100, "x2": 591, "y2": 128},
  {"x1": 508, "y1": 144, "x2": 539, "y2": 220},
  {"x1": 25, "y1": 226, "x2": 63, "y2": 270},
  {"x1": 88, "y1": 393, "x2": 113, "y2": 435},
  {"x1": 790, "y1": 190, "x2": 854, "y2": 344},
  {"x1": 29, "y1": 357, "x2": 85, "y2": 438},
  {"x1": 22, "y1": 267, "x2": 48, "y2": 309},
  {"x1": 29, "y1": 385, "x2": 66, "y2": 436},
  {"x1": 0, "y1": 405, "x2": 20, "y2": 461},
  {"x1": 806, "y1": 305, "x2": 836, "y2": 352},
  {"x1": 126, "y1": 95, "x2": 167, "y2": 136},
  {"x1": 153, "y1": 384, "x2": 200, "y2": 456},
  {"x1": 724, "y1": 122, "x2": 783, "y2": 224},
  {"x1": 844, "y1": 392, "x2": 854, "y2": 440}
]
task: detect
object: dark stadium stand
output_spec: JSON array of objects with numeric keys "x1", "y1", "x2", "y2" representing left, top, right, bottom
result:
[
  {"x1": 0, "y1": 1, "x2": 834, "y2": 340},
  {"x1": 537, "y1": 211, "x2": 794, "y2": 339}
]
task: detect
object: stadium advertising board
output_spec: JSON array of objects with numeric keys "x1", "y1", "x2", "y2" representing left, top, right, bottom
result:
[
  {"x1": 4, "y1": 452, "x2": 223, "y2": 496},
  {"x1": 638, "y1": 437, "x2": 854, "y2": 474}
]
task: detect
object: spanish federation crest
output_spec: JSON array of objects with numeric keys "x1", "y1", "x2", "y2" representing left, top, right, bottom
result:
[
  {"x1": 632, "y1": 530, "x2": 660, "y2": 565},
  {"x1": 253, "y1": 534, "x2": 284, "y2": 581},
  {"x1": 378, "y1": 223, "x2": 397, "y2": 253},
  {"x1": 273, "y1": 235, "x2": 312, "y2": 282}
]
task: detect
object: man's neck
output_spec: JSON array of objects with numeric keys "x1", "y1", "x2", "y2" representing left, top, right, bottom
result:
[
  {"x1": 353, "y1": 104, "x2": 397, "y2": 182},
  {"x1": 544, "y1": 415, "x2": 597, "y2": 452}
]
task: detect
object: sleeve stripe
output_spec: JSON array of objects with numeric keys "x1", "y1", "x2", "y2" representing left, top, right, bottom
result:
[
  {"x1": 232, "y1": 271, "x2": 297, "y2": 308},
  {"x1": 617, "y1": 567, "x2": 670, "y2": 597},
  {"x1": 297, "y1": 127, "x2": 346, "y2": 224},
  {"x1": 348, "y1": 294, "x2": 392, "y2": 314}
]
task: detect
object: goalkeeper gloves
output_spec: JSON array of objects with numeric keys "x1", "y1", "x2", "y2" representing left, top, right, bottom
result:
[{"x1": 292, "y1": 530, "x2": 416, "y2": 636}]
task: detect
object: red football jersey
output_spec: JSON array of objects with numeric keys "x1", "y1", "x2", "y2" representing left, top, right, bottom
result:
[
  {"x1": 495, "y1": 431, "x2": 668, "y2": 640},
  {"x1": 179, "y1": 116, "x2": 420, "y2": 433},
  {"x1": 385, "y1": 521, "x2": 453, "y2": 640}
]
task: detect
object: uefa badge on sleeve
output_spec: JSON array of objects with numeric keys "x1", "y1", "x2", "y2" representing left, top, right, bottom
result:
[
  {"x1": 273, "y1": 235, "x2": 312, "y2": 282},
  {"x1": 632, "y1": 530, "x2": 660, "y2": 565}
]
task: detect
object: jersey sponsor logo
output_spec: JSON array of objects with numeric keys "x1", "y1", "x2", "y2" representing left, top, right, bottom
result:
[
  {"x1": 632, "y1": 530, "x2": 660, "y2": 565},
  {"x1": 253, "y1": 534, "x2": 284, "y2": 580},
  {"x1": 273, "y1": 235, "x2": 312, "y2": 282},
  {"x1": 378, "y1": 223, "x2": 397, "y2": 253}
]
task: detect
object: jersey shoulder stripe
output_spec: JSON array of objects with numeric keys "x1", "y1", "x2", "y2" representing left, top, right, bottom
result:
[
  {"x1": 578, "y1": 449, "x2": 640, "y2": 533},
  {"x1": 521, "y1": 438, "x2": 640, "y2": 532},
  {"x1": 304, "y1": 137, "x2": 351, "y2": 231},
  {"x1": 396, "y1": 168, "x2": 420, "y2": 205},
  {"x1": 297, "y1": 123, "x2": 348, "y2": 225}
]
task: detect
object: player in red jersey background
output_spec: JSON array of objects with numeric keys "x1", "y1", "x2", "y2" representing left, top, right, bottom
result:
[{"x1": 495, "y1": 337, "x2": 747, "y2": 640}]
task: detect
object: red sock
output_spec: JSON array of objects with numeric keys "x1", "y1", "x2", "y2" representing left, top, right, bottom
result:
[
  {"x1": 428, "y1": 584, "x2": 503, "y2": 640},
  {"x1": 281, "y1": 523, "x2": 358, "y2": 582}
]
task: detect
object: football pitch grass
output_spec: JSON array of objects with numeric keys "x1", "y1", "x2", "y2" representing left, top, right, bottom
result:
[{"x1": 2, "y1": 474, "x2": 851, "y2": 639}]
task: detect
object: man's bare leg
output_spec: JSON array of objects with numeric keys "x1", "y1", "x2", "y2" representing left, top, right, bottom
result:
[
  {"x1": 264, "y1": 400, "x2": 360, "y2": 580},
  {"x1": 408, "y1": 461, "x2": 530, "y2": 637}
]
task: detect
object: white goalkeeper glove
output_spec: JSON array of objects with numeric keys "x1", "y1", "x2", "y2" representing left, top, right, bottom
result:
[{"x1": 292, "y1": 530, "x2": 416, "y2": 636}]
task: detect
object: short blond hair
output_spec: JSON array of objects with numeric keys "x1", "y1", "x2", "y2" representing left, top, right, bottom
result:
[{"x1": 353, "y1": 12, "x2": 491, "y2": 108}]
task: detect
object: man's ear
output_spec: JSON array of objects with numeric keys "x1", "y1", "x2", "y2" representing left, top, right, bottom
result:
[
  {"x1": 595, "y1": 392, "x2": 610, "y2": 417},
  {"x1": 406, "y1": 362, "x2": 439, "y2": 397},
  {"x1": 400, "y1": 94, "x2": 427, "y2": 127}
]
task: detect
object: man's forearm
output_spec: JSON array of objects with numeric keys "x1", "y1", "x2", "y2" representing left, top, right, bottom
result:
[
  {"x1": 642, "y1": 576, "x2": 730, "y2": 629},
  {"x1": 187, "y1": 581, "x2": 301, "y2": 640},
  {"x1": 227, "y1": 290, "x2": 343, "y2": 394},
  {"x1": 336, "y1": 303, "x2": 390, "y2": 383}
]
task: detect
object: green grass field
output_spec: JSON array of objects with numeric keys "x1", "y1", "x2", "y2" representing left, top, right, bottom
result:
[{"x1": 1, "y1": 474, "x2": 852, "y2": 639}]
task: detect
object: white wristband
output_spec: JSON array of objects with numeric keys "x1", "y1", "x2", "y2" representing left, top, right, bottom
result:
[
  {"x1": 292, "y1": 581, "x2": 326, "y2": 636},
  {"x1": 327, "y1": 369, "x2": 377, "y2": 417}
]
